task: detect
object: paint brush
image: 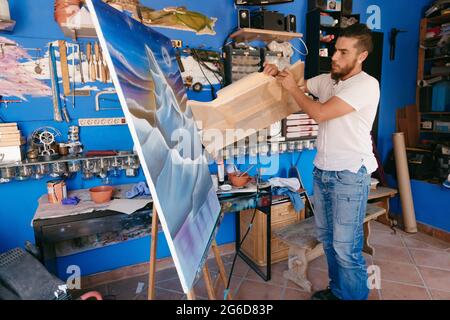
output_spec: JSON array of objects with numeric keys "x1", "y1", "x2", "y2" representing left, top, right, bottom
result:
[{"x1": 238, "y1": 164, "x2": 255, "y2": 177}]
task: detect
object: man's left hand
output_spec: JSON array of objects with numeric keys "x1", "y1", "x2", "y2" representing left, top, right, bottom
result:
[{"x1": 276, "y1": 69, "x2": 298, "y2": 92}]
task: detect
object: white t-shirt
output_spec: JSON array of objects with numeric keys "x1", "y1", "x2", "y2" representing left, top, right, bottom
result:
[{"x1": 306, "y1": 71, "x2": 380, "y2": 174}]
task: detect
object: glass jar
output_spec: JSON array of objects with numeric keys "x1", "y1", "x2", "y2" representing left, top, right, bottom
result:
[{"x1": 16, "y1": 166, "x2": 32, "y2": 181}]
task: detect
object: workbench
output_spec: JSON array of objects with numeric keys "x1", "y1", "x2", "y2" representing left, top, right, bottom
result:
[{"x1": 32, "y1": 183, "x2": 273, "y2": 280}]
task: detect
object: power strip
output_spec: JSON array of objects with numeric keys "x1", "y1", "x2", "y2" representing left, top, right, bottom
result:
[{"x1": 78, "y1": 117, "x2": 127, "y2": 127}]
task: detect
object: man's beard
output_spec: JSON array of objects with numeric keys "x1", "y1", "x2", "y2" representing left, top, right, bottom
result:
[{"x1": 331, "y1": 59, "x2": 357, "y2": 81}]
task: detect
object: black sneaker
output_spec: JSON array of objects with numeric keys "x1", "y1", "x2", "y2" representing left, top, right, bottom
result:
[{"x1": 311, "y1": 288, "x2": 340, "y2": 300}]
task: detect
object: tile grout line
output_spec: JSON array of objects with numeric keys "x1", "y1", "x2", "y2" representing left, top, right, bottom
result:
[
  {"x1": 372, "y1": 256, "x2": 450, "y2": 272},
  {"x1": 399, "y1": 234, "x2": 434, "y2": 300},
  {"x1": 372, "y1": 240, "x2": 449, "y2": 254}
]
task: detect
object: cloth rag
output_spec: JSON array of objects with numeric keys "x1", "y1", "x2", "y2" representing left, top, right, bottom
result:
[
  {"x1": 268, "y1": 177, "x2": 300, "y2": 192},
  {"x1": 272, "y1": 187, "x2": 304, "y2": 213},
  {"x1": 126, "y1": 182, "x2": 150, "y2": 199},
  {"x1": 61, "y1": 196, "x2": 80, "y2": 205}
]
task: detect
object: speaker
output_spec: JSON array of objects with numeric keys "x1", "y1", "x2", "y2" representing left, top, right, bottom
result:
[
  {"x1": 238, "y1": 9, "x2": 251, "y2": 28},
  {"x1": 251, "y1": 11, "x2": 285, "y2": 31},
  {"x1": 285, "y1": 14, "x2": 296, "y2": 32}
]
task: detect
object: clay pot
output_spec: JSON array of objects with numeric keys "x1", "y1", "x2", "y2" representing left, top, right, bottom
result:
[
  {"x1": 228, "y1": 172, "x2": 252, "y2": 188},
  {"x1": 89, "y1": 185, "x2": 114, "y2": 204}
]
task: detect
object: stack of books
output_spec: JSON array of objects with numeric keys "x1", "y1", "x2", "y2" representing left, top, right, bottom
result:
[{"x1": 282, "y1": 113, "x2": 319, "y2": 140}]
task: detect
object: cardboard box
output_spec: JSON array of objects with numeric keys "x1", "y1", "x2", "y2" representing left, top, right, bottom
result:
[{"x1": 0, "y1": 145, "x2": 25, "y2": 163}]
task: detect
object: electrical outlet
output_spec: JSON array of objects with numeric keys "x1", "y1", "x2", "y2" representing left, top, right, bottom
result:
[{"x1": 78, "y1": 117, "x2": 127, "y2": 127}]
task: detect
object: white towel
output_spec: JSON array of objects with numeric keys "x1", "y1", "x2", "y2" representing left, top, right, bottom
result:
[{"x1": 268, "y1": 177, "x2": 300, "y2": 192}]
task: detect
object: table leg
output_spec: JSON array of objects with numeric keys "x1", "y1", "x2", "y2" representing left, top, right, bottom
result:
[{"x1": 362, "y1": 221, "x2": 374, "y2": 256}]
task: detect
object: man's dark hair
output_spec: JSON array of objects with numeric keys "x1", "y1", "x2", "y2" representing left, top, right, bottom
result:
[{"x1": 340, "y1": 23, "x2": 373, "y2": 54}]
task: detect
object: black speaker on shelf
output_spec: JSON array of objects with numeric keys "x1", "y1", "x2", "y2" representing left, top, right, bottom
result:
[
  {"x1": 285, "y1": 14, "x2": 296, "y2": 32},
  {"x1": 238, "y1": 9, "x2": 251, "y2": 28},
  {"x1": 251, "y1": 10, "x2": 285, "y2": 31}
]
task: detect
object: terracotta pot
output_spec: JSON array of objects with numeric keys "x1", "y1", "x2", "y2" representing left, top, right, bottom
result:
[
  {"x1": 228, "y1": 172, "x2": 252, "y2": 188},
  {"x1": 89, "y1": 185, "x2": 114, "y2": 204}
]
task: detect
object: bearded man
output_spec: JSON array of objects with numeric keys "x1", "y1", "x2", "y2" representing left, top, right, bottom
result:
[{"x1": 264, "y1": 24, "x2": 380, "y2": 300}]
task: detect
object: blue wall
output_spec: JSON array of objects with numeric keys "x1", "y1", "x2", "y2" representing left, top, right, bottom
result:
[{"x1": 1, "y1": 0, "x2": 445, "y2": 279}]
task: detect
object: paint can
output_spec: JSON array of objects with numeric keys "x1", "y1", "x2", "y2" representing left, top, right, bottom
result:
[{"x1": 47, "y1": 179, "x2": 67, "y2": 204}]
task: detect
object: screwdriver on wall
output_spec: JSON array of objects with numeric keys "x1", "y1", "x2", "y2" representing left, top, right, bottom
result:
[{"x1": 86, "y1": 42, "x2": 92, "y2": 81}]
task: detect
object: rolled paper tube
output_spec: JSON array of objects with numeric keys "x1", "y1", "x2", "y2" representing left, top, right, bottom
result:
[{"x1": 392, "y1": 132, "x2": 418, "y2": 233}]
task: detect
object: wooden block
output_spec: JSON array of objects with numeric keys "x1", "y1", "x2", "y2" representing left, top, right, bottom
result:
[
  {"x1": 0, "y1": 127, "x2": 19, "y2": 133},
  {"x1": 0, "y1": 132, "x2": 20, "y2": 140},
  {"x1": 0, "y1": 122, "x2": 17, "y2": 127},
  {"x1": 188, "y1": 61, "x2": 305, "y2": 155}
]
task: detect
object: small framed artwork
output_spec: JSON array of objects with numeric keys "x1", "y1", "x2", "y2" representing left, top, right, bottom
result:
[{"x1": 327, "y1": 0, "x2": 342, "y2": 11}]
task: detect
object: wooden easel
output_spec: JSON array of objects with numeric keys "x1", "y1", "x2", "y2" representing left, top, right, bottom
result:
[{"x1": 147, "y1": 208, "x2": 233, "y2": 300}]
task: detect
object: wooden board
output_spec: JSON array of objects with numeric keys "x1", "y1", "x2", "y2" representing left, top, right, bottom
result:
[
  {"x1": 188, "y1": 61, "x2": 305, "y2": 154},
  {"x1": 230, "y1": 28, "x2": 303, "y2": 43}
]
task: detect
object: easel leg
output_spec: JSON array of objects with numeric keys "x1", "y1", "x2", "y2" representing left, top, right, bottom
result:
[
  {"x1": 202, "y1": 264, "x2": 216, "y2": 300},
  {"x1": 148, "y1": 208, "x2": 159, "y2": 300},
  {"x1": 147, "y1": 210, "x2": 230, "y2": 300},
  {"x1": 187, "y1": 290, "x2": 196, "y2": 300},
  {"x1": 212, "y1": 240, "x2": 233, "y2": 300}
]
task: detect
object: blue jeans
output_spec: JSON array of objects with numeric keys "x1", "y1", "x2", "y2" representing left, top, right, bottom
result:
[{"x1": 312, "y1": 165, "x2": 371, "y2": 300}]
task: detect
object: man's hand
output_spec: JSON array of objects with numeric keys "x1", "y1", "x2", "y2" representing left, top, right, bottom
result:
[
  {"x1": 263, "y1": 62, "x2": 279, "y2": 77},
  {"x1": 276, "y1": 69, "x2": 298, "y2": 92}
]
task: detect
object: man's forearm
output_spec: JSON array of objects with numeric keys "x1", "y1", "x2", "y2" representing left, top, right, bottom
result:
[{"x1": 288, "y1": 87, "x2": 325, "y2": 123}]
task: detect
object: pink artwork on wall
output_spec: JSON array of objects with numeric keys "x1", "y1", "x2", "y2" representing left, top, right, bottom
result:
[{"x1": 0, "y1": 37, "x2": 52, "y2": 99}]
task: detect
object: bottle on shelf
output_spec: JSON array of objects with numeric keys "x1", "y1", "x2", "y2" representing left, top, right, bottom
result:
[{"x1": 217, "y1": 156, "x2": 225, "y2": 186}]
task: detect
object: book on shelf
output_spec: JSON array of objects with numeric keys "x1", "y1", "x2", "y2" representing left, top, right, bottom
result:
[{"x1": 286, "y1": 125, "x2": 319, "y2": 132}]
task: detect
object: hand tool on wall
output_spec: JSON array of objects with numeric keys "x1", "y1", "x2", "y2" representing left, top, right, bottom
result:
[
  {"x1": 390, "y1": 28, "x2": 407, "y2": 61},
  {"x1": 99, "y1": 45, "x2": 107, "y2": 83},
  {"x1": 58, "y1": 40, "x2": 71, "y2": 97},
  {"x1": 94, "y1": 42, "x2": 100, "y2": 80},
  {"x1": 95, "y1": 90, "x2": 121, "y2": 111},
  {"x1": 49, "y1": 43, "x2": 63, "y2": 122},
  {"x1": 86, "y1": 42, "x2": 93, "y2": 81},
  {"x1": 105, "y1": 61, "x2": 110, "y2": 82},
  {"x1": 0, "y1": 97, "x2": 23, "y2": 108},
  {"x1": 62, "y1": 99, "x2": 70, "y2": 123},
  {"x1": 71, "y1": 44, "x2": 76, "y2": 109},
  {"x1": 77, "y1": 42, "x2": 85, "y2": 84}
]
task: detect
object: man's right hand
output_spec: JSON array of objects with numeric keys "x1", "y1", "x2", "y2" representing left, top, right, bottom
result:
[{"x1": 263, "y1": 63, "x2": 279, "y2": 77}]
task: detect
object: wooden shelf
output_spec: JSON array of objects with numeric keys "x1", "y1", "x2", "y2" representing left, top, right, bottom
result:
[
  {"x1": 424, "y1": 73, "x2": 450, "y2": 80},
  {"x1": 230, "y1": 28, "x2": 303, "y2": 43},
  {"x1": 425, "y1": 55, "x2": 450, "y2": 62},
  {"x1": 60, "y1": 24, "x2": 97, "y2": 39},
  {"x1": 421, "y1": 112, "x2": 450, "y2": 115},
  {"x1": 427, "y1": 13, "x2": 450, "y2": 24},
  {"x1": 0, "y1": 19, "x2": 16, "y2": 32},
  {"x1": 420, "y1": 130, "x2": 450, "y2": 134}
]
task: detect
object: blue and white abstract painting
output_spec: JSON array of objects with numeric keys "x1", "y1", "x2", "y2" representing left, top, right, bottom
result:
[{"x1": 87, "y1": 0, "x2": 221, "y2": 293}]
